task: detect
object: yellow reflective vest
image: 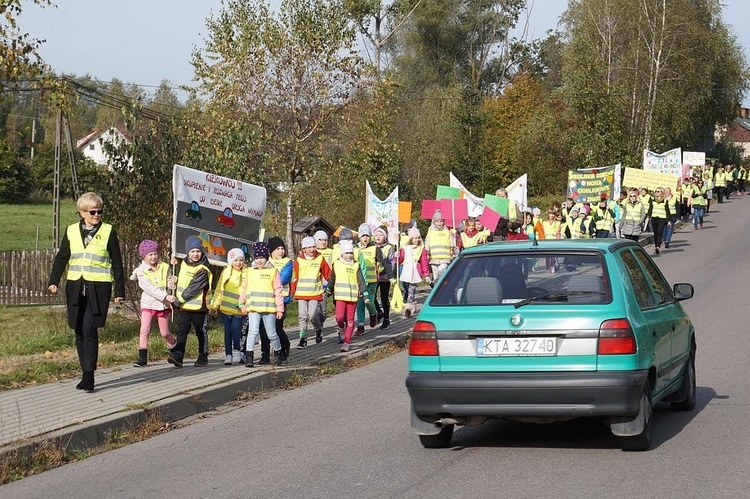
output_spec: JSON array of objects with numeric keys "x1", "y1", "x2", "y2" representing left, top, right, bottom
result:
[
  {"x1": 651, "y1": 200, "x2": 667, "y2": 219},
  {"x1": 245, "y1": 266, "x2": 278, "y2": 314},
  {"x1": 269, "y1": 256, "x2": 291, "y2": 299},
  {"x1": 66, "y1": 223, "x2": 113, "y2": 282},
  {"x1": 332, "y1": 259, "x2": 360, "y2": 302},
  {"x1": 359, "y1": 244, "x2": 378, "y2": 284},
  {"x1": 212, "y1": 266, "x2": 245, "y2": 315},
  {"x1": 176, "y1": 263, "x2": 213, "y2": 311},
  {"x1": 295, "y1": 254, "x2": 324, "y2": 298},
  {"x1": 460, "y1": 231, "x2": 483, "y2": 248},
  {"x1": 427, "y1": 228, "x2": 452, "y2": 261}
]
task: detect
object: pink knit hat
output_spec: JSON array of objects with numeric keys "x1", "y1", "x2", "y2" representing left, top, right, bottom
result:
[
  {"x1": 138, "y1": 240, "x2": 159, "y2": 259},
  {"x1": 407, "y1": 227, "x2": 421, "y2": 239}
]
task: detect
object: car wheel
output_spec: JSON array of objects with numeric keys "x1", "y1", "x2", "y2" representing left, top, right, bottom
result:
[
  {"x1": 621, "y1": 381, "x2": 653, "y2": 452},
  {"x1": 418, "y1": 425, "x2": 453, "y2": 449},
  {"x1": 671, "y1": 347, "x2": 696, "y2": 411}
]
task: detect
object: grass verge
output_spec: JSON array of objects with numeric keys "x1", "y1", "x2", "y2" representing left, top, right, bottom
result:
[
  {"x1": 0, "y1": 410, "x2": 173, "y2": 485},
  {"x1": 0, "y1": 199, "x2": 78, "y2": 251}
]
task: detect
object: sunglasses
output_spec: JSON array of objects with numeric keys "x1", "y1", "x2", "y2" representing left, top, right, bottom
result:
[{"x1": 87, "y1": 210, "x2": 104, "y2": 215}]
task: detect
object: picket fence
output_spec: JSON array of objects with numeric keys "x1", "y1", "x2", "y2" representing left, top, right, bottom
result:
[{"x1": 0, "y1": 249, "x2": 66, "y2": 306}]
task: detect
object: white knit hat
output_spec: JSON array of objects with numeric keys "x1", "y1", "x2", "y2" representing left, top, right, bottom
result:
[
  {"x1": 313, "y1": 230, "x2": 328, "y2": 241},
  {"x1": 373, "y1": 226, "x2": 388, "y2": 237},
  {"x1": 339, "y1": 240, "x2": 354, "y2": 254},
  {"x1": 301, "y1": 236, "x2": 315, "y2": 248},
  {"x1": 227, "y1": 248, "x2": 245, "y2": 264}
]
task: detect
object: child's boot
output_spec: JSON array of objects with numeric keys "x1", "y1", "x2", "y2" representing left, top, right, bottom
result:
[
  {"x1": 315, "y1": 329, "x2": 323, "y2": 343},
  {"x1": 133, "y1": 349, "x2": 148, "y2": 367},
  {"x1": 296, "y1": 334, "x2": 307, "y2": 349},
  {"x1": 257, "y1": 352, "x2": 271, "y2": 365},
  {"x1": 167, "y1": 350, "x2": 184, "y2": 368},
  {"x1": 273, "y1": 349, "x2": 283, "y2": 366},
  {"x1": 245, "y1": 351, "x2": 254, "y2": 368}
]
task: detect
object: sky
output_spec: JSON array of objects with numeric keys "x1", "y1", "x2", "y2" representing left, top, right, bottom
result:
[{"x1": 18, "y1": 0, "x2": 750, "y2": 105}]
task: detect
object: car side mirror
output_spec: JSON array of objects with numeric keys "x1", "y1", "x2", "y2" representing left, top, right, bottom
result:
[{"x1": 673, "y1": 283, "x2": 694, "y2": 301}]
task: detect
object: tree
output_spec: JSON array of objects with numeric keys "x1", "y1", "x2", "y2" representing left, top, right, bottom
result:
[
  {"x1": 191, "y1": 0, "x2": 366, "y2": 248},
  {"x1": 0, "y1": 136, "x2": 31, "y2": 201},
  {"x1": 0, "y1": 0, "x2": 54, "y2": 92}
]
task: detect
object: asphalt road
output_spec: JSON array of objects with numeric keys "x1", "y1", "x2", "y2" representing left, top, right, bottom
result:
[{"x1": 4, "y1": 197, "x2": 750, "y2": 498}]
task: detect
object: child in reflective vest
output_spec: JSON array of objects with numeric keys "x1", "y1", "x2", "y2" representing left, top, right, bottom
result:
[
  {"x1": 239, "y1": 241, "x2": 284, "y2": 367},
  {"x1": 325, "y1": 239, "x2": 368, "y2": 352},
  {"x1": 291, "y1": 236, "x2": 331, "y2": 348},
  {"x1": 210, "y1": 248, "x2": 247, "y2": 366},
  {"x1": 167, "y1": 235, "x2": 213, "y2": 368},
  {"x1": 398, "y1": 227, "x2": 429, "y2": 318},
  {"x1": 314, "y1": 230, "x2": 332, "y2": 339},
  {"x1": 130, "y1": 239, "x2": 176, "y2": 367},
  {"x1": 355, "y1": 223, "x2": 384, "y2": 334},
  {"x1": 373, "y1": 225, "x2": 396, "y2": 329}
]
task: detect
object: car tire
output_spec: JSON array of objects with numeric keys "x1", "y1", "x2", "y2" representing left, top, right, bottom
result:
[
  {"x1": 671, "y1": 347, "x2": 696, "y2": 411},
  {"x1": 418, "y1": 425, "x2": 454, "y2": 449},
  {"x1": 621, "y1": 380, "x2": 653, "y2": 452}
]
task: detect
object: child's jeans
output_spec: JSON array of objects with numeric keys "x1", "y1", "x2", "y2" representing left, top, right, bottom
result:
[
  {"x1": 139, "y1": 308, "x2": 175, "y2": 350},
  {"x1": 336, "y1": 300, "x2": 357, "y2": 343},
  {"x1": 221, "y1": 314, "x2": 244, "y2": 356},
  {"x1": 246, "y1": 312, "x2": 281, "y2": 353}
]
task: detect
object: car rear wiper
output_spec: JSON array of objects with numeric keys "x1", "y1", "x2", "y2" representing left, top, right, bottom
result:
[{"x1": 513, "y1": 292, "x2": 568, "y2": 309}]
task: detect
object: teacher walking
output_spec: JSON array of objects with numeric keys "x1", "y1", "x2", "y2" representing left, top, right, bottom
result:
[{"x1": 48, "y1": 192, "x2": 125, "y2": 393}]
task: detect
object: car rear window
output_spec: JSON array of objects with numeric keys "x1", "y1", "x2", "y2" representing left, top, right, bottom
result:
[{"x1": 430, "y1": 252, "x2": 611, "y2": 306}]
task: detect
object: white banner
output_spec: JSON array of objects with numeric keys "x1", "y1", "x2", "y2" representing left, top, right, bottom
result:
[
  {"x1": 365, "y1": 181, "x2": 399, "y2": 246},
  {"x1": 449, "y1": 172, "x2": 484, "y2": 217},
  {"x1": 643, "y1": 148, "x2": 682, "y2": 176},
  {"x1": 683, "y1": 151, "x2": 706, "y2": 167},
  {"x1": 172, "y1": 164, "x2": 266, "y2": 265}
]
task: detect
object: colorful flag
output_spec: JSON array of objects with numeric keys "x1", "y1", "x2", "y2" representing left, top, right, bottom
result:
[{"x1": 506, "y1": 174, "x2": 528, "y2": 213}]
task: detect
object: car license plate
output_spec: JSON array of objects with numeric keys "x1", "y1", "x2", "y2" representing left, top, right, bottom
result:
[{"x1": 477, "y1": 337, "x2": 557, "y2": 357}]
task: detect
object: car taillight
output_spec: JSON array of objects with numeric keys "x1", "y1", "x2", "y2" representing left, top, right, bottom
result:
[
  {"x1": 598, "y1": 318, "x2": 636, "y2": 355},
  {"x1": 409, "y1": 321, "x2": 438, "y2": 356}
]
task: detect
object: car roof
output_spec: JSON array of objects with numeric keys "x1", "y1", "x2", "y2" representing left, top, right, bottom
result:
[{"x1": 460, "y1": 238, "x2": 639, "y2": 255}]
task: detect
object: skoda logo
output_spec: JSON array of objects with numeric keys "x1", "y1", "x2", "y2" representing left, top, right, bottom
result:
[{"x1": 510, "y1": 314, "x2": 523, "y2": 327}]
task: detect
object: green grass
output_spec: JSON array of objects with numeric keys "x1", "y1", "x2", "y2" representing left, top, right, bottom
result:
[
  {"x1": 0, "y1": 306, "x2": 227, "y2": 390},
  {"x1": 0, "y1": 199, "x2": 79, "y2": 251}
]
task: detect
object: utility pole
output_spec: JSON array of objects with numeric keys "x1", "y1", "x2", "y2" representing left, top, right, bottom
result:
[{"x1": 52, "y1": 109, "x2": 80, "y2": 249}]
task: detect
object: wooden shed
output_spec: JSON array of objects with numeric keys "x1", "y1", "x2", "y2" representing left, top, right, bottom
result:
[{"x1": 292, "y1": 215, "x2": 335, "y2": 252}]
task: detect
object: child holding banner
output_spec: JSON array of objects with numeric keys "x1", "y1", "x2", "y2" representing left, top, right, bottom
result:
[
  {"x1": 131, "y1": 239, "x2": 176, "y2": 368},
  {"x1": 355, "y1": 223, "x2": 383, "y2": 335},
  {"x1": 373, "y1": 226, "x2": 396, "y2": 329},
  {"x1": 167, "y1": 235, "x2": 213, "y2": 368}
]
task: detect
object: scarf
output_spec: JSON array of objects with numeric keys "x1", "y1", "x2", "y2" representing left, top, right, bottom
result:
[{"x1": 81, "y1": 221, "x2": 101, "y2": 247}]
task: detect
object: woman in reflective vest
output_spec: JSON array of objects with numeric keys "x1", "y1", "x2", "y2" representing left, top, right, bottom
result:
[
  {"x1": 648, "y1": 187, "x2": 671, "y2": 255},
  {"x1": 618, "y1": 190, "x2": 646, "y2": 241},
  {"x1": 48, "y1": 192, "x2": 125, "y2": 393}
]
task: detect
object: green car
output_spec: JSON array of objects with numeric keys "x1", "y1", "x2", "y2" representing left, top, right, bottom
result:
[{"x1": 406, "y1": 238, "x2": 695, "y2": 451}]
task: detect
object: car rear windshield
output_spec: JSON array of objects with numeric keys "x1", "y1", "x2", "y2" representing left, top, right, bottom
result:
[{"x1": 430, "y1": 252, "x2": 611, "y2": 306}]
